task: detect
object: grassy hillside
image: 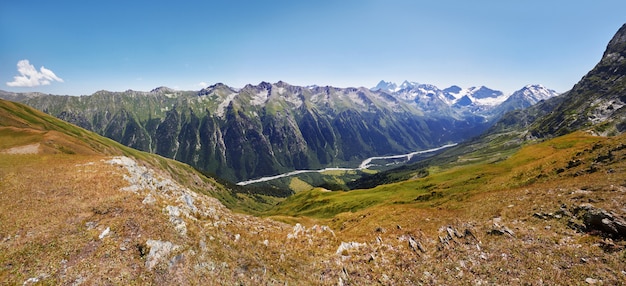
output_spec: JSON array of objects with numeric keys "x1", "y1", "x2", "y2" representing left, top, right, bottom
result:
[
  {"x1": 0, "y1": 99, "x2": 278, "y2": 212},
  {"x1": 264, "y1": 131, "x2": 626, "y2": 283},
  {"x1": 267, "y1": 132, "x2": 618, "y2": 218}
]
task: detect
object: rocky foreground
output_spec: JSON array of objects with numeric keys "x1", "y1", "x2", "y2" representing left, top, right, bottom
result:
[{"x1": 2, "y1": 150, "x2": 626, "y2": 285}]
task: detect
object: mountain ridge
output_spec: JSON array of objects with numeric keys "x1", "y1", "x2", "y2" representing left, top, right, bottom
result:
[
  {"x1": 0, "y1": 81, "x2": 555, "y2": 184},
  {"x1": 372, "y1": 80, "x2": 559, "y2": 114}
]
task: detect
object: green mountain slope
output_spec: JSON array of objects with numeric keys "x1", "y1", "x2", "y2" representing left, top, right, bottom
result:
[{"x1": 2, "y1": 83, "x2": 486, "y2": 183}]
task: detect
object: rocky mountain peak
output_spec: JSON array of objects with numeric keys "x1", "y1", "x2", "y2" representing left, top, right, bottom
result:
[
  {"x1": 603, "y1": 23, "x2": 626, "y2": 58},
  {"x1": 597, "y1": 23, "x2": 626, "y2": 77},
  {"x1": 197, "y1": 83, "x2": 235, "y2": 96},
  {"x1": 258, "y1": 81, "x2": 273, "y2": 91},
  {"x1": 150, "y1": 86, "x2": 175, "y2": 94},
  {"x1": 443, "y1": 85, "x2": 462, "y2": 94},
  {"x1": 399, "y1": 80, "x2": 418, "y2": 90},
  {"x1": 469, "y1": 86, "x2": 503, "y2": 99},
  {"x1": 275, "y1": 80, "x2": 290, "y2": 87},
  {"x1": 373, "y1": 80, "x2": 398, "y2": 92},
  {"x1": 499, "y1": 85, "x2": 559, "y2": 111}
]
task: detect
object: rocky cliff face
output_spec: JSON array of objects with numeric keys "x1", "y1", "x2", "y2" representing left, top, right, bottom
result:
[
  {"x1": 482, "y1": 23, "x2": 626, "y2": 140},
  {"x1": 528, "y1": 23, "x2": 626, "y2": 137}
]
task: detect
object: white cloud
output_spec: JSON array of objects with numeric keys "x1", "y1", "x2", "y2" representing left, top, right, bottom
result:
[
  {"x1": 198, "y1": 81, "x2": 208, "y2": 87},
  {"x1": 6, "y1": 59, "x2": 64, "y2": 87}
]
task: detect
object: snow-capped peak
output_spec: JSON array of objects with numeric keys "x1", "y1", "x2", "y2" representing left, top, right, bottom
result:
[
  {"x1": 372, "y1": 80, "x2": 399, "y2": 92},
  {"x1": 511, "y1": 84, "x2": 559, "y2": 104},
  {"x1": 371, "y1": 80, "x2": 557, "y2": 113},
  {"x1": 399, "y1": 80, "x2": 419, "y2": 90},
  {"x1": 443, "y1": 85, "x2": 470, "y2": 100}
]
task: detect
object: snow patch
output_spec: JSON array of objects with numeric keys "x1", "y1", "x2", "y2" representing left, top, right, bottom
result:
[{"x1": 473, "y1": 94, "x2": 510, "y2": 106}]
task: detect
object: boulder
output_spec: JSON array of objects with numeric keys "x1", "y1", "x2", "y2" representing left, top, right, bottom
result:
[{"x1": 574, "y1": 204, "x2": 626, "y2": 239}]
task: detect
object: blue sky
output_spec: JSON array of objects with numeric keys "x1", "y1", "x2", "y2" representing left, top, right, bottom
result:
[{"x1": 1, "y1": 1, "x2": 625, "y2": 95}]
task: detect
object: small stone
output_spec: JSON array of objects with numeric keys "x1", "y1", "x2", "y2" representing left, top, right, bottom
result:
[
  {"x1": 488, "y1": 229, "x2": 505, "y2": 236},
  {"x1": 335, "y1": 241, "x2": 366, "y2": 255},
  {"x1": 581, "y1": 258, "x2": 588, "y2": 263},
  {"x1": 142, "y1": 194, "x2": 156, "y2": 205},
  {"x1": 85, "y1": 221, "x2": 97, "y2": 230},
  {"x1": 503, "y1": 227, "x2": 515, "y2": 236},
  {"x1": 585, "y1": 277, "x2": 598, "y2": 284},
  {"x1": 99, "y1": 227, "x2": 110, "y2": 240}
]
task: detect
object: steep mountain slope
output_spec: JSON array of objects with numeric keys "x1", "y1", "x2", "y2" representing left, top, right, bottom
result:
[
  {"x1": 484, "y1": 23, "x2": 626, "y2": 139},
  {"x1": 527, "y1": 23, "x2": 626, "y2": 137},
  {"x1": 0, "y1": 99, "x2": 270, "y2": 210},
  {"x1": 1, "y1": 79, "x2": 558, "y2": 186}
]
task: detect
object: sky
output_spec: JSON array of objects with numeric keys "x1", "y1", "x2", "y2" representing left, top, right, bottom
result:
[{"x1": 1, "y1": 1, "x2": 625, "y2": 96}]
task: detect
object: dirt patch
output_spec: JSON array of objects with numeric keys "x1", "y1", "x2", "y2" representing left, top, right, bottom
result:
[{"x1": 1, "y1": 143, "x2": 40, "y2": 154}]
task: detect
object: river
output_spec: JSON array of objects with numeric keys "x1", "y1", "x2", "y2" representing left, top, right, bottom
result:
[{"x1": 236, "y1": 143, "x2": 457, "y2": 186}]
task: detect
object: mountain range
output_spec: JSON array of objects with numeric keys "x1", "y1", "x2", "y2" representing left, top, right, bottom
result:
[
  {"x1": 372, "y1": 80, "x2": 558, "y2": 117},
  {"x1": 0, "y1": 80, "x2": 557, "y2": 184}
]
